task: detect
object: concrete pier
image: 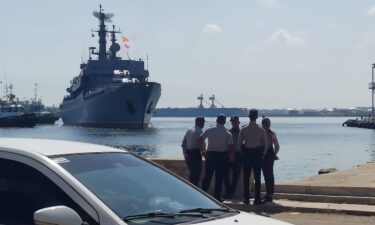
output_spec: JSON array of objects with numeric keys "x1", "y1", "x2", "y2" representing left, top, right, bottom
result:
[{"x1": 343, "y1": 118, "x2": 375, "y2": 129}]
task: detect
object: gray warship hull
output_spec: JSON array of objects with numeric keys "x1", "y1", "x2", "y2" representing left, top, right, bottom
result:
[
  {"x1": 60, "y1": 5, "x2": 161, "y2": 129},
  {"x1": 61, "y1": 82, "x2": 161, "y2": 129}
]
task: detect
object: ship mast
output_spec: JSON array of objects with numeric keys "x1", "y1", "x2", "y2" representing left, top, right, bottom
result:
[
  {"x1": 109, "y1": 25, "x2": 121, "y2": 60},
  {"x1": 34, "y1": 83, "x2": 38, "y2": 103},
  {"x1": 92, "y1": 4, "x2": 114, "y2": 60},
  {"x1": 7, "y1": 83, "x2": 15, "y2": 103}
]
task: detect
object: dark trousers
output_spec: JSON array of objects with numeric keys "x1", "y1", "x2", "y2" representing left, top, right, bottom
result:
[
  {"x1": 242, "y1": 146, "x2": 263, "y2": 202},
  {"x1": 201, "y1": 151, "x2": 228, "y2": 200},
  {"x1": 262, "y1": 147, "x2": 275, "y2": 196},
  {"x1": 224, "y1": 151, "x2": 242, "y2": 196},
  {"x1": 185, "y1": 149, "x2": 202, "y2": 186}
]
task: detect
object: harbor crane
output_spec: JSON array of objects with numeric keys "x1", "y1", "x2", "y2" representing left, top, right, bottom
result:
[{"x1": 197, "y1": 94, "x2": 204, "y2": 108}]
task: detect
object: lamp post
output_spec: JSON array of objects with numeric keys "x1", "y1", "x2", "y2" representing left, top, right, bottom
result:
[{"x1": 371, "y1": 63, "x2": 375, "y2": 120}]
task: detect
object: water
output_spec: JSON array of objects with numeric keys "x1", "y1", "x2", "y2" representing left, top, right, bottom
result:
[{"x1": 0, "y1": 117, "x2": 374, "y2": 182}]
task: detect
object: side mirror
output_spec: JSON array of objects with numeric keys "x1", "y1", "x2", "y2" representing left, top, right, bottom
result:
[{"x1": 34, "y1": 206, "x2": 83, "y2": 225}]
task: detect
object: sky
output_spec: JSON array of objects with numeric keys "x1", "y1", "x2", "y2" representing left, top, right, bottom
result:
[{"x1": 1, "y1": 0, "x2": 375, "y2": 109}]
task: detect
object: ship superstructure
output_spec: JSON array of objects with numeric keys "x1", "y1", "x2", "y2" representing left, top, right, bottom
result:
[
  {"x1": 0, "y1": 83, "x2": 37, "y2": 127},
  {"x1": 60, "y1": 5, "x2": 161, "y2": 128}
]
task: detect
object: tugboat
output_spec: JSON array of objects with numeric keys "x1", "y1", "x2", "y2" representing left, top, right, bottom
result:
[
  {"x1": 0, "y1": 84, "x2": 37, "y2": 128},
  {"x1": 60, "y1": 5, "x2": 161, "y2": 129},
  {"x1": 26, "y1": 83, "x2": 59, "y2": 125}
]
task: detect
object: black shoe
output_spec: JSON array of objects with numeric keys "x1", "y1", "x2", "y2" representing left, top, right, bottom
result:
[
  {"x1": 253, "y1": 200, "x2": 264, "y2": 205},
  {"x1": 243, "y1": 199, "x2": 250, "y2": 205},
  {"x1": 249, "y1": 193, "x2": 255, "y2": 199},
  {"x1": 262, "y1": 195, "x2": 273, "y2": 203}
]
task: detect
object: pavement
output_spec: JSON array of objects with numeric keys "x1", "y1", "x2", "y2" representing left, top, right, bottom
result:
[
  {"x1": 281, "y1": 161, "x2": 375, "y2": 188},
  {"x1": 270, "y1": 212, "x2": 375, "y2": 225},
  {"x1": 223, "y1": 161, "x2": 375, "y2": 223}
]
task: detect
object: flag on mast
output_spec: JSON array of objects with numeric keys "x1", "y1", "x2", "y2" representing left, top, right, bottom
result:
[
  {"x1": 121, "y1": 36, "x2": 129, "y2": 42},
  {"x1": 121, "y1": 36, "x2": 130, "y2": 48}
]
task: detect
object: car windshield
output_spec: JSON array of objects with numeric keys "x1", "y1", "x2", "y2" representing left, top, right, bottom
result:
[{"x1": 52, "y1": 152, "x2": 223, "y2": 221}]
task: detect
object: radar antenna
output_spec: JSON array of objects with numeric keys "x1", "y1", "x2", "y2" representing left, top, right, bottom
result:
[{"x1": 93, "y1": 4, "x2": 114, "y2": 23}]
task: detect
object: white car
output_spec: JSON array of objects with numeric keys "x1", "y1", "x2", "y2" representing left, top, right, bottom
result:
[{"x1": 0, "y1": 138, "x2": 291, "y2": 225}]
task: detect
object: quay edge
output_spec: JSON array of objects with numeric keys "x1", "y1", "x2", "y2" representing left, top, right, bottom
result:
[{"x1": 343, "y1": 119, "x2": 375, "y2": 129}]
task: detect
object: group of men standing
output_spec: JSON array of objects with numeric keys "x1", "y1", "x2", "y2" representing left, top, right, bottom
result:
[{"x1": 181, "y1": 109, "x2": 280, "y2": 205}]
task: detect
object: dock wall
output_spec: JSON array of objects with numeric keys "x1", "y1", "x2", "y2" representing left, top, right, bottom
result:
[{"x1": 150, "y1": 158, "x2": 253, "y2": 198}]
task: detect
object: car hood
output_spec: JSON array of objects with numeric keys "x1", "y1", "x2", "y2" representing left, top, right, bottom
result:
[{"x1": 198, "y1": 211, "x2": 292, "y2": 225}]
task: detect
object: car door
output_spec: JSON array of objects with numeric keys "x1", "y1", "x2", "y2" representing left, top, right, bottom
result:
[{"x1": 0, "y1": 157, "x2": 100, "y2": 225}]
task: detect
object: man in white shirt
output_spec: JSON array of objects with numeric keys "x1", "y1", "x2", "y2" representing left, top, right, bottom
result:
[
  {"x1": 239, "y1": 109, "x2": 268, "y2": 205},
  {"x1": 181, "y1": 116, "x2": 205, "y2": 186},
  {"x1": 199, "y1": 114, "x2": 234, "y2": 202}
]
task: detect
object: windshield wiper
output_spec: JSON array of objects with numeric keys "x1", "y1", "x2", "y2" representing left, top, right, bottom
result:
[
  {"x1": 179, "y1": 207, "x2": 236, "y2": 214},
  {"x1": 124, "y1": 211, "x2": 206, "y2": 222}
]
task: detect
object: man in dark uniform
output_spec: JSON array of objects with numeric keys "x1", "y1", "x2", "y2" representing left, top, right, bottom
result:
[
  {"x1": 261, "y1": 117, "x2": 280, "y2": 203},
  {"x1": 239, "y1": 109, "x2": 267, "y2": 205},
  {"x1": 223, "y1": 116, "x2": 242, "y2": 199},
  {"x1": 199, "y1": 114, "x2": 234, "y2": 202},
  {"x1": 181, "y1": 116, "x2": 205, "y2": 186}
]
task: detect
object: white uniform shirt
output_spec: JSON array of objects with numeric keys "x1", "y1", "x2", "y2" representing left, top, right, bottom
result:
[
  {"x1": 238, "y1": 121, "x2": 268, "y2": 149},
  {"x1": 200, "y1": 124, "x2": 233, "y2": 152},
  {"x1": 181, "y1": 125, "x2": 203, "y2": 150}
]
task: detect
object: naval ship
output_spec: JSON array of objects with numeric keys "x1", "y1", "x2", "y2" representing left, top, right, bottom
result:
[
  {"x1": 155, "y1": 94, "x2": 249, "y2": 117},
  {"x1": 60, "y1": 5, "x2": 161, "y2": 129}
]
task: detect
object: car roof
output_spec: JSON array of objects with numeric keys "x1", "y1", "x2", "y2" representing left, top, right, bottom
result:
[{"x1": 0, "y1": 138, "x2": 125, "y2": 157}]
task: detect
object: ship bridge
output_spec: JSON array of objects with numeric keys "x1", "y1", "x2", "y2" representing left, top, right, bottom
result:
[{"x1": 81, "y1": 59, "x2": 149, "y2": 79}]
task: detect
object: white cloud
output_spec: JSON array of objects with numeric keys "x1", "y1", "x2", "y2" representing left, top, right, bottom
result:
[
  {"x1": 266, "y1": 29, "x2": 306, "y2": 47},
  {"x1": 245, "y1": 29, "x2": 306, "y2": 62},
  {"x1": 367, "y1": 6, "x2": 375, "y2": 16},
  {"x1": 257, "y1": 0, "x2": 279, "y2": 8},
  {"x1": 203, "y1": 24, "x2": 223, "y2": 34}
]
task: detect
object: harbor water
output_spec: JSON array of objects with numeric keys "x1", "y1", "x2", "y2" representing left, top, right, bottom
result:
[{"x1": 0, "y1": 117, "x2": 374, "y2": 182}]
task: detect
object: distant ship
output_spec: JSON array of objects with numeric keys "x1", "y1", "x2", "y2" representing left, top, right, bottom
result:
[
  {"x1": 155, "y1": 94, "x2": 249, "y2": 117},
  {"x1": 60, "y1": 5, "x2": 161, "y2": 129},
  {"x1": 0, "y1": 83, "x2": 37, "y2": 128},
  {"x1": 0, "y1": 104, "x2": 37, "y2": 128}
]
